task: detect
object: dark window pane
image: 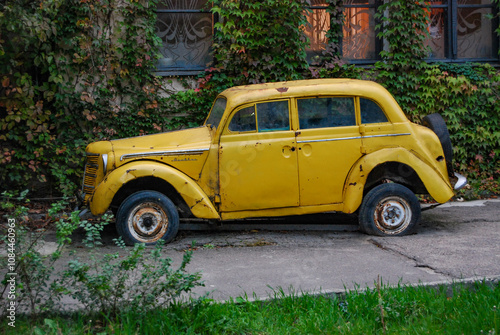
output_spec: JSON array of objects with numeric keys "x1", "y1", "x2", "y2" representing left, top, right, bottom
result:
[
  {"x1": 425, "y1": 7, "x2": 447, "y2": 59},
  {"x1": 298, "y1": 98, "x2": 356, "y2": 129},
  {"x1": 257, "y1": 101, "x2": 290, "y2": 132},
  {"x1": 360, "y1": 98, "x2": 388, "y2": 124},
  {"x1": 345, "y1": 0, "x2": 377, "y2": 4},
  {"x1": 459, "y1": 0, "x2": 492, "y2": 4},
  {"x1": 457, "y1": 7, "x2": 495, "y2": 59},
  {"x1": 304, "y1": 7, "x2": 329, "y2": 62},
  {"x1": 229, "y1": 106, "x2": 256, "y2": 132},
  {"x1": 343, "y1": 7, "x2": 377, "y2": 59}
]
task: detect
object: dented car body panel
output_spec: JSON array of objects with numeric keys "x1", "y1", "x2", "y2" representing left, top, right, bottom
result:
[
  {"x1": 82, "y1": 79, "x2": 460, "y2": 227},
  {"x1": 90, "y1": 160, "x2": 219, "y2": 219}
]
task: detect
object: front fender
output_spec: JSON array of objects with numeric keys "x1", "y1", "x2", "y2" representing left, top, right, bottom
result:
[
  {"x1": 89, "y1": 161, "x2": 220, "y2": 219},
  {"x1": 343, "y1": 148, "x2": 454, "y2": 213}
]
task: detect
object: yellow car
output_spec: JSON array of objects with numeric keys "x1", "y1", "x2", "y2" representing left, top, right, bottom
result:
[{"x1": 81, "y1": 79, "x2": 466, "y2": 245}]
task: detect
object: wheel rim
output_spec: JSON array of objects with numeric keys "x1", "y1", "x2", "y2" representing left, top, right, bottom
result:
[
  {"x1": 128, "y1": 202, "x2": 169, "y2": 243},
  {"x1": 373, "y1": 196, "x2": 412, "y2": 235}
]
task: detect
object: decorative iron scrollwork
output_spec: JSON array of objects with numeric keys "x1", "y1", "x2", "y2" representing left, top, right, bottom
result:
[{"x1": 156, "y1": 0, "x2": 212, "y2": 71}]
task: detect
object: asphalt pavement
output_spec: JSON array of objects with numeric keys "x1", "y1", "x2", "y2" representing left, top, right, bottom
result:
[
  {"x1": 174, "y1": 199, "x2": 500, "y2": 300},
  {"x1": 4, "y1": 199, "x2": 499, "y2": 308}
]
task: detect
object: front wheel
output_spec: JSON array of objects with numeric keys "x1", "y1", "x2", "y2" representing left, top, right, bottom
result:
[
  {"x1": 358, "y1": 184, "x2": 421, "y2": 236},
  {"x1": 116, "y1": 191, "x2": 179, "y2": 245}
]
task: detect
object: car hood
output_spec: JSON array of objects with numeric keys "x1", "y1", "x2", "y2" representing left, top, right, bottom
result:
[{"x1": 110, "y1": 126, "x2": 212, "y2": 161}]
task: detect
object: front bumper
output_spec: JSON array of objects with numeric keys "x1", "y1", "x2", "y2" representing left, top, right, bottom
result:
[{"x1": 453, "y1": 172, "x2": 468, "y2": 190}]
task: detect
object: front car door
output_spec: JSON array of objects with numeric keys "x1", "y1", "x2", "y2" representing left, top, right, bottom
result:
[{"x1": 219, "y1": 100, "x2": 300, "y2": 212}]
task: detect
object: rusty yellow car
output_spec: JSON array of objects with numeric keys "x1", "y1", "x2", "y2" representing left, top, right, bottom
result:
[{"x1": 81, "y1": 79, "x2": 466, "y2": 245}]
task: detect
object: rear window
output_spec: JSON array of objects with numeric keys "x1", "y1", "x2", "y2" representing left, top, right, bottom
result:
[{"x1": 297, "y1": 97, "x2": 356, "y2": 129}]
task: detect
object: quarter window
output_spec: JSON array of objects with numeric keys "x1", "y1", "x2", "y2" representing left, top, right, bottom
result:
[
  {"x1": 360, "y1": 98, "x2": 388, "y2": 124},
  {"x1": 298, "y1": 97, "x2": 356, "y2": 129}
]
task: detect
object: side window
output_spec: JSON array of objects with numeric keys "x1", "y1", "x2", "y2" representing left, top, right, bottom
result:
[
  {"x1": 297, "y1": 97, "x2": 356, "y2": 129},
  {"x1": 360, "y1": 98, "x2": 388, "y2": 124},
  {"x1": 256, "y1": 101, "x2": 290, "y2": 132},
  {"x1": 228, "y1": 106, "x2": 256, "y2": 132}
]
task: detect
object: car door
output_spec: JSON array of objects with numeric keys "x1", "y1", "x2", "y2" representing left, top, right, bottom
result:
[
  {"x1": 295, "y1": 96, "x2": 363, "y2": 206},
  {"x1": 219, "y1": 100, "x2": 300, "y2": 212}
]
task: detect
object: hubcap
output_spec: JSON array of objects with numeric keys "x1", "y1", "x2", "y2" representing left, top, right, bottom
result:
[
  {"x1": 128, "y1": 202, "x2": 169, "y2": 243},
  {"x1": 374, "y1": 197, "x2": 412, "y2": 234}
]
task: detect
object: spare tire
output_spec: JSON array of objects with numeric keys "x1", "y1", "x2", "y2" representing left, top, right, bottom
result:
[{"x1": 422, "y1": 113, "x2": 454, "y2": 175}]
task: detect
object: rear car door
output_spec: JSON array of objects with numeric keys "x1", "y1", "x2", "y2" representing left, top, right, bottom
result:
[{"x1": 295, "y1": 97, "x2": 363, "y2": 206}]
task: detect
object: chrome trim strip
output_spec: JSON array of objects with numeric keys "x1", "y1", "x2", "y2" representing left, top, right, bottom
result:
[
  {"x1": 297, "y1": 136, "x2": 362, "y2": 144},
  {"x1": 362, "y1": 133, "x2": 411, "y2": 139},
  {"x1": 453, "y1": 172, "x2": 468, "y2": 190},
  {"x1": 297, "y1": 133, "x2": 411, "y2": 144},
  {"x1": 120, "y1": 148, "x2": 210, "y2": 161},
  {"x1": 102, "y1": 154, "x2": 108, "y2": 172}
]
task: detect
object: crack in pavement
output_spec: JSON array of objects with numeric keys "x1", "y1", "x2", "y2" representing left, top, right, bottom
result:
[{"x1": 367, "y1": 238, "x2": 456, "y2": 279}]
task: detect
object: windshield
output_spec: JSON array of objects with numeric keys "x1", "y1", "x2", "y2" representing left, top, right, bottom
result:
[{"x1": 205, "y1": 97, "x2": 227, "y2": 130}]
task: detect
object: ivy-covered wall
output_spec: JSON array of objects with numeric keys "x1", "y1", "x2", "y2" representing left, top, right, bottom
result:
[
  {"x1": 0, "y1": 0, "x2": 174, "y2": 196},
  {"x1": 1, "y1": 0, "x2": 499, "y2": 198}
]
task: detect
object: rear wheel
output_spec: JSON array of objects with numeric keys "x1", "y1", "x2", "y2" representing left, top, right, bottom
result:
[
  {"x1": 116, "y1": 191, "x2": 179, "y2": 245},
  {"x1": 359, "y1": 183, "x2": 420, "y2": 236}
]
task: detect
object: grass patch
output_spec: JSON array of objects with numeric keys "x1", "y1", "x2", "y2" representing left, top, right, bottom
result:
[{"x1": 5, "y1": 281, "x2": 499, "y2": 334}]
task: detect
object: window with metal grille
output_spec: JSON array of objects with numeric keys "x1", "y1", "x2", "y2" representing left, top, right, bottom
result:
[
  {"x1": 155, "y1": 0, "x2": 213, "y2": 75},
  {"x1": 155, "y1": 0, "x2": 499, "y2": 76},
  {"x1": 426, "y1": 0, "x2": 499, "y2": 61}
]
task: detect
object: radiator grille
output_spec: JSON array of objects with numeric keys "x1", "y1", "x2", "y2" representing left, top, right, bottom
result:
[{"x1": 82, "y1": 153, "x2": 99, "y2": 202}]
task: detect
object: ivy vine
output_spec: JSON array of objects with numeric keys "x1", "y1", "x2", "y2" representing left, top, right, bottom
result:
[{"x1": 0, "y1": 0, "x2": 499, "y2": 197}]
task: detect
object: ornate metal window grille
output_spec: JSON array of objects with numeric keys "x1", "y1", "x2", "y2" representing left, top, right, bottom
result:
[
  {"x1": 304, "y1": 0, "x2": 330, "y2": 62},
  {"x1": 342, "y1": 0, "x2": 382, "y2": 63},
  {"x1": 426, "y1": 0, "x2": 499, "y2": 62},
  {"x1": 155, "y1": 0, "x2": 213, "y2": 75},
  {"x1": 304, "y1": 0, "x2": 383, "y2": 64},
  {"x1": 155, "y1": 0, "x2": 499, "y2": 75}
]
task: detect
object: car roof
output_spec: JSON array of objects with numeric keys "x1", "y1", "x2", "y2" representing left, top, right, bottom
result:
[
  {"x1": 216, "y1": 78, "x2": 408, "y2": 124},
  {"x1": 219, "y1": 79, "x2": 390, "y2": 106}
]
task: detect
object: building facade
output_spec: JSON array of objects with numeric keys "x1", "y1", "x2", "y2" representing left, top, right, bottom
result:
[{"x1": 155, "y1": 0, "x2": 499, "y2": 76}]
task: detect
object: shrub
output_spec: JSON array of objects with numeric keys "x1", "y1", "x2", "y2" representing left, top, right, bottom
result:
[{"x1": 0, "y1": 192, "x2": 203, "y2": 317}]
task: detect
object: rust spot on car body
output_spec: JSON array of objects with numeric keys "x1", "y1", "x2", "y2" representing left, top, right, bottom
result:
[
  {"x1": 126, "y1": 169, "x2": 137, "y2": 174},
  {"x1": 276, "y1": 87, "x2": 288, "y2": 93}
]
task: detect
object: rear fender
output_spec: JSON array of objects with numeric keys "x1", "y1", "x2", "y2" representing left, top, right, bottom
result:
[
  {"x1": 90, "y1": 161, "x2": 220, "y2": 219},
  {"x1": 343, "y1": 148, "x2": 454, "y2": 213}
]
